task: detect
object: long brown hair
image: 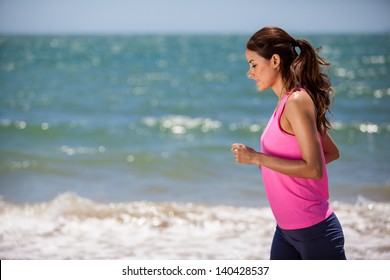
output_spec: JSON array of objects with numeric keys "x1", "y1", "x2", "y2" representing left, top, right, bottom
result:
[{"x1": 246, "y1": 26, "x2": 334, "y2": 134}]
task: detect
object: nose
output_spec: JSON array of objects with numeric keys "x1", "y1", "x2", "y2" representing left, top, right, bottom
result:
[{"x1": 247, "y1": 70, "x2": 254, "y2": 79}]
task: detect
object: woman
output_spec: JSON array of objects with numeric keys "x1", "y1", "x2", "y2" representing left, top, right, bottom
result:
[{"x1": 231, "y1": 26, "x2": 346, "y2": 260}]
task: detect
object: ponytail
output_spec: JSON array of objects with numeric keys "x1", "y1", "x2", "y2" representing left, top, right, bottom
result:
[{"x1": 290, "y1": 39, "x2": 334, "y2": 134}]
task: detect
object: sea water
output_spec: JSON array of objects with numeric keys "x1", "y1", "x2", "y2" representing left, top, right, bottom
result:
[{"x1": 0, "y1": 34, "x2": 389, "y2": 259}]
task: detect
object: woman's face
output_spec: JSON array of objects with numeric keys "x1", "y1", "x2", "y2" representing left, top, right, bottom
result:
[{"x1": 245, "y1": 49, "x2": 279, "y2": 92}]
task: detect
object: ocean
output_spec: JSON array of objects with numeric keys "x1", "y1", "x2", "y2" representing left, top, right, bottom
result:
[{"x1": 0, "y1": 34, "x2": 389, "y2": 259}]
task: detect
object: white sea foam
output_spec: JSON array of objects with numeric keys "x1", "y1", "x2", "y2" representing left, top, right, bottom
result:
[{"x1": 0, "y1": 193, "x2": 389, "y2": 260}]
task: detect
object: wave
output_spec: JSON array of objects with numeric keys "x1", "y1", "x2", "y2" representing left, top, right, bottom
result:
[{"x1": 0, "y1": 193, "x2": 389, "y2": 260}]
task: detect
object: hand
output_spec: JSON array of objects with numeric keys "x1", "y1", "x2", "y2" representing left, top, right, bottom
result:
[{"x1": 231, "y1": 143, "x2": 259, "y2": 165}]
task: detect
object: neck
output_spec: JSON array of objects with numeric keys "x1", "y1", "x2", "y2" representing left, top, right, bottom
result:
[{"x1": 271, "y1": 77, "x2": 287, "y2": 100}]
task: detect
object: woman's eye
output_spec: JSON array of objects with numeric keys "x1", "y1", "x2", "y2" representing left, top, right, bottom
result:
[{"x1": 251, "y1": 65, "x2": 257, "y2": 69}]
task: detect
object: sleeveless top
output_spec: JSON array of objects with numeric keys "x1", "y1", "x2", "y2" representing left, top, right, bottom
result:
[{"x1": 260, "y1": 90, "x2": 333, "y2": 230}]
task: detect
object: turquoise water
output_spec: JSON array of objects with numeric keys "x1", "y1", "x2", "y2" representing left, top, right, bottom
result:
[
  {"x1": 1, "y1": 34, "x2": 389, "y2": 205},
  {"x1": 0, "y1": 34, "x2": 389, "y2": 259}
]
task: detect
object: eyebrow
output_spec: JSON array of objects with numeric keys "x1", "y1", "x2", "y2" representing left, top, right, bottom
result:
[{"x1": 248, "y1": 59, "x2": 255, "y2": 64}]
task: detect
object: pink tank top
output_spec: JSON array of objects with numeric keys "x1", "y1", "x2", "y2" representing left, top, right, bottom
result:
[{"x1": 260, "y1": 91, "x2": 333, "y2": 230}]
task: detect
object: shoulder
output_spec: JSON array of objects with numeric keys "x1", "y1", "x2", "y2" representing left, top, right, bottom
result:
[
  {"x1": 286, "y1": 89, "x2": 315, "y2": 112},
  {"x1": 288, "y1": 89, "x2": 313, "y2": 106},
  {"x1": 285, "y1": 89, "x2": 316, "y2": 119}
]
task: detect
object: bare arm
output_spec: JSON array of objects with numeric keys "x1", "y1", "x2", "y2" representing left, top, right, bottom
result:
[
  {"x1": 232, "y1": 91, "x2": 327, "y2": 179},
  {"x1": 321, "y1": 131, "x2": 340, "y2": 164}
]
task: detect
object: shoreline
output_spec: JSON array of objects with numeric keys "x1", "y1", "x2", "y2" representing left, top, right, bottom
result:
[{"x1": 0, "y1": 193, "x2": 389, "y2": 260}]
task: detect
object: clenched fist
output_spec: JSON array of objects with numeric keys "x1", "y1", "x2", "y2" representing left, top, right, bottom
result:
[{"x1": 231, "y1": 143, "x2": 259, "y2": 165}]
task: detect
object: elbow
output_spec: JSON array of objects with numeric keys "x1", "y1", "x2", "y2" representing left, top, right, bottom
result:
[
  {"x1": 331, "y1": 146, "x2": 340, "y2": 161},
  {"x1": 307, "y1": 163, "x2": 324, "y2": 180},
  {"x1": 326, "y1": 149, "x2": 340, "y2": 164},
  {"x1": 334, "y1": 149, "x2": 340, "y2": 161},
  {"x1": 312, "y1": 169, "x2": 323, "y2": 180},
  {"x1": 329, "y1": 144, "x2": 340, "y2": 162}
]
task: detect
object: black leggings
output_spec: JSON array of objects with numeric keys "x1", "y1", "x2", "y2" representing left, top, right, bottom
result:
[{"x1": 270, "y1": 213, "x2": 347, "y2": 260}]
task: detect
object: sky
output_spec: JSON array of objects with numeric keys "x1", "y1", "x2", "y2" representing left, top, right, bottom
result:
[{"x1": 0, "y1": 0, "x2": 389, "y2": 34}]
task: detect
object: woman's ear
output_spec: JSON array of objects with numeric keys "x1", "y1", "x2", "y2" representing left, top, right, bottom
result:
[{"x1": 271, "y1": 54, "x2": 280, "y2": 69}]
